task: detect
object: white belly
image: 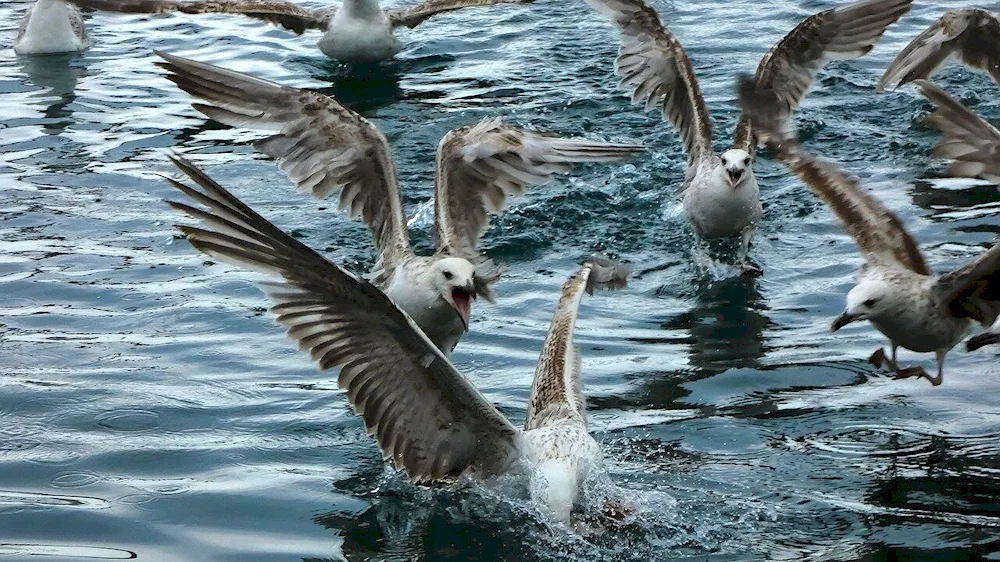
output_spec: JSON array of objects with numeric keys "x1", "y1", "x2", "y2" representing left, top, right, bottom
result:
[
  {"x1": 318, "y1": 17, "x2": 402, "y2": 62},
  {"x1": 523, "y1": 424, "x2": 601, "y2": 523},
  {"x1": 15, "y1": 2, "x2": 90, "y2": 55},
  {"x1": 683, "y1": 175, "x2": 761, "y2": 239}
]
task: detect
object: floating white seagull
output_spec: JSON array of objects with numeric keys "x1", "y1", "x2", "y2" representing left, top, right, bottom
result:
[
  {"x1": 914, "y1": 79, "x2": 1000, "y2": 182},
  {"x1": 15, "y1": 0, "x2": 91, "y2": 54},
  {"x1": 877, "y1": 8, "x2": 1000, "y2": 91},
  {"x1": 164, "y1": 153, "x2": 630, "y2": 523},
  {"x1": 583, "y1": 0, "x2": 912, "y2": 273},
  {"x1": 155, "y1": 52, "x2": 642, "y2": 355},
  {"x1": 67, "y1": 0, "x2": 533, "y2": 62},
  {"x1": 738, "y1": 75, "x2": 1000, "y2": 386}
]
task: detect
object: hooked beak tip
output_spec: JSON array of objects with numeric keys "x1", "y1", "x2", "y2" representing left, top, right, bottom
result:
[{"x1": 830, "y1": 312, "x2": 859, "y2": 333}]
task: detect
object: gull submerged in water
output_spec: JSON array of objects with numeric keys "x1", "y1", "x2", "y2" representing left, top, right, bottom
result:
[
  {"x1": 164, "y1": 153, "x2": 630, "y2": 523},
  {"x1": 739, "y1": 75, "x2": 1000, "y2": 386},
  {"x1": 155, "y1": 52, "x2": 642, "y2": 355},
  {"x1": 15, "y1": 0, "x2": 91, "y2": 54},
  {"x1": 67, "y1": 0, "x2": 533, "y2": 62},
  {"x1": 583, "y1": 0, "x2": 912, "y2": 273}
]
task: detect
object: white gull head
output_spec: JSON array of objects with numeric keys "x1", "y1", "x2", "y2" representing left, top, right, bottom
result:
[
  {"x1": 428, "y1": 257, "x2": 478, "y2": 331},
  {"x1": 719, "y1": 148, "x2": 753, "y2": 189},
  {"x1": 832, "y1": 278, "x2": 897, "y2": 331}
]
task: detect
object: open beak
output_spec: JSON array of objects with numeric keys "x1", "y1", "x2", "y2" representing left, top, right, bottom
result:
[
  {"x1": 830, "y1": 311, "x2": 863, "y2": 332},
  {"x1": 450, "y1": 282, "x2": 477, "y2": 331},
  {"x1": 726, "y1": 167, "x2": 744, "y2": 187}
]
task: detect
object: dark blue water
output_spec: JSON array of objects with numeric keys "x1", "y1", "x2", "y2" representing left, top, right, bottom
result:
[{"x1": 3, "y1": 0, "x2": 1000, "y2": 559}]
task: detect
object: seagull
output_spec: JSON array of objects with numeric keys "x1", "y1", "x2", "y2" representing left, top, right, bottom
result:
[
  {"x1": 154, "y1": 52, "x2": 642, "y2": 355},
  {"x1": 876, "y1": 8, "x2": 1000, "y2": 92},
  {"x1": 914, "y1": 79, "x2": 1000, "y2": 182},
  {"x1": 582, "y1": 0, "x2": 912, "y2": 273},
  {"x1": 738, "y1": 75, "x2": 1000, "y2": 386},
  {"x1": 14, "y1": 0, "x2": 91, "y2": 54},
  {"x1": 66, "y1": 0, "x2": 533, "y2": 62},
  {"x1": 163, "y1": 153, "x2": 630, "y2": 523}
]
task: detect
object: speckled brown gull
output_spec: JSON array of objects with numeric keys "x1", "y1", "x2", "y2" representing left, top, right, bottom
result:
[
  {"x1": 67, "y1": 0, "x2": 535, "y2": 62},
  {"x1": 164, "y1": 153, "x2": 629, "y2": 523},
  {"x1": 155, "y1": 52, "x2": 641, "y2": 356},
  {"x1": 738, "y1": 74, "x2": 1000, "y2": 386},
  {"x1": 583, "y1": 0, "x2": 911, "y2": 273},
  {"x1": 877, "y1": 8, "x2": 1000, "y2": 91}
]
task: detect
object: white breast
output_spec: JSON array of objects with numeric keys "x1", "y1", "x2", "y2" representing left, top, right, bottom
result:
[
  {"x1": 318, "y1": 1, "x2": 402, "y2": 63},
  {"x1": 683, "y1": 162, "x2": 761, "y2": 239},
  {"x1": 15, "y1": 0, "x2": 90, "y2": 55},
  {"x1": 522, "y1": 423, "x2": 601, "y2": 523}
]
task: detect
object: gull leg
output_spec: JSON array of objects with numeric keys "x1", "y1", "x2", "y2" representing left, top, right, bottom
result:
[
  {"x1": 738, "y1": 227, "x2": 761, "y2": 277},
  {"x1": 892, "y1": 365, "x2": 930, "y2": 381},
  {"x1": 924, "y1": 350, "x2": 946, "y2": 387}
]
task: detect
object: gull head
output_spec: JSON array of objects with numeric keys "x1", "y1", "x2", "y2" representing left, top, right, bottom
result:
[
  {"x1": 720, "y1": 149, "x2": 752, "y2": 189},
  {"x1": 832, "y1": 279, "x2": 894, "y2": 332},
  {"x1": 432, "y1": 257, "x2": 478, "y2": 331}
]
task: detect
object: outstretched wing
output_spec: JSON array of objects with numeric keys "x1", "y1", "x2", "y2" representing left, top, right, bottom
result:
[
  {"x1": 156, "y1": 52, "x2": 410, "y2": 283},
  {"x1": 166, "y1": 154, "x2": 521, "y2": 482},
  {"x1": 68, "y1": 0, "x2": 330, "y2": 33},
  {"x1": 583, "y1": 0, "x2": 713, "y2": 167},
  {"x1": 917, "y1": 79, "x2": 1000, "y2": 182},
  {"x1": 877, "y1": 8, "x2": 1000, "y2": 91},
  {"x1": 525, "y1": 257, "x2": 629, "y2": 431},
  {"x1": 934, "y1": 242, "x2": 1000, "y2": 327},
  {"x1": 433, "y1": 118, "x2": 642, "y2": 263},
  {"x1": 386, "y1": 0, "x2": 533, "y2": 29},
  {"x1": 733, "y1": 0, "x2": 912, "y2": 151},
  {"x1": 737, "y1": 75, "x2": 930, "y2": 275}
]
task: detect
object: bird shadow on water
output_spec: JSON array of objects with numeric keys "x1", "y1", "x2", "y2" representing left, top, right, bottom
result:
[{"x1": 285, "y1": 56, "x2": 409, "y2": 113}]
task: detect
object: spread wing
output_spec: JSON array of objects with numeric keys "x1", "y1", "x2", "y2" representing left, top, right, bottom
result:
[
  {"x1": 877, "y1": 8, "x2": 1000, "y2": 91},
  {"x1": 433, "y1": 118, "x2": 643, "y2": 263},
  {"x1": 386, "y1": 0, "x2": 534, "y2": 29},
  {"x1": 733, "y1": 0, "x2": 912, "y2": 151},
  {"x1": 933, "y1": 242, "x2": 1000, "y2": 327},
  {"x1": 737, "y1": 76, "x2": 930, "y2": 274},
  {"x1": 165, "y1": 154, "x2": 521, "y2": 483},
  {"x1": 583, "y1": 0, "x2": 713, "y2": 167},
  {"x1": 525, "y1": 257, "x2": 629, "y2": 431},
  {"x1": 916, "y1": 79, "x2": 1000, "y2": 182},
  {"x1": 156, "y1": 51, "x2": 410, "y2": 283},
  {"x1": 67, "y1": 0, "x2": 330, "y2": 34}
]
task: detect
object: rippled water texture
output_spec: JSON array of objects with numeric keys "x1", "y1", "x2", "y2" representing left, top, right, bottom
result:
[{"x1": 3, "y1": 0, "x2": 1000, "y2": 559}]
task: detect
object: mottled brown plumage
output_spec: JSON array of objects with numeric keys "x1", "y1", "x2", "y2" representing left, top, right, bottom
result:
[
  {"x1": 916, "y1": 79, "x2": 1000, "y2": 183},
  {"x1": 878, "y1": 8, "x2": 1000, "y2": 91}
]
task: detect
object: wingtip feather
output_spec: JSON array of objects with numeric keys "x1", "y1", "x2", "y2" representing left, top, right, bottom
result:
[{"x1": 583, "y1": 255, "x2": 630, "y2": 295}]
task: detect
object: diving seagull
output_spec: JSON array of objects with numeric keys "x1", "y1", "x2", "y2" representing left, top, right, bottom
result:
[
  {"x1": 738, "y1": 75, "x2": 1000, "y2": 386},
  {"x1": 66, "y1": 0, "x2": 533, "y2": 62},
  {"x1": 877, "y1": 8, "x2": 1000, "y2": 92},
  {"x1": 164, "y1": 153, "x2": 630, "y2": 523},
  {"x1": 914, "y1": 79, "x2": 1000, "y2": 183},
  {"x1": 583, "y1": 0, "x2": 912, "y2": 273},
  {"x1": 15, "y1": 0, "x2": 91, "y2": 54},
  {"x1": 155, "y1": 52, "x2": 642, "y2": 356}
]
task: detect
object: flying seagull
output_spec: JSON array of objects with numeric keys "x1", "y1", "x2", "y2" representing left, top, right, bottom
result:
[
  {"x1": 877, "y1": 8, "x2": 1000, "y2": 91},
  {"x1": 155, "y1": 52, "x2": 642, "y2": 355},
  {"x1": 738, "y1": 75, "x2": 1000, "y2": 386},
  {"x1": 163, "y1": 153, "x2": 630, "y2": 523},
  {"x1": 914, "y1": 79, "x2": 1000, "y2": 182},
  {"x1": 67, "y1": 0, "x2": 534, "y2": 62},
  {"x1": 582, "y1": 0, "x2": 911, "y2": 273},
  {"x1": 15, "y1": 0, "x2": 91, "y2": 54}
]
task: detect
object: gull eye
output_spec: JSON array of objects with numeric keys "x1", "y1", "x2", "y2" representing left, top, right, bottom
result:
[
  {"x1": 863, "y1": 298, "x2": 877, "y2": 308},
  {"x1": 743, "y1": 157, "x2": 750, "y2": 165},
  {"x1": 443, "y1": 271, "x2": 453, "y2": 280}
]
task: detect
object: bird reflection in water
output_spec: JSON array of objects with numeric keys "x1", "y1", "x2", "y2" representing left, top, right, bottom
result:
[{"x1": 18, "y1": 52, "x2": 86, "y2": 136}]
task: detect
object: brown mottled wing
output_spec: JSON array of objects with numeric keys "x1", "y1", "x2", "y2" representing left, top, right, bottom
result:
[
  {"x1": 156, "y1": 51, "x2": 410, "y2": 283},
  {"x1": 165, "y1": 154, "x2": 521, "y2": 482},
  {"x1": 582, "y1": 0, "x2": 712, "y2": 167},
  {"x1": 433, "y1": 118, "x2": 642, "y2": 262},
  {"x1": 68, "y1": 0, "x2": 331, "y2": 34},
  {"x1": 916, "y1": 79, "x2": 1000, "y2": 182},
  {"x1": 386, "y1": 0, "x2": 533, "y2": 29},
  {"x1": 736, "y1": 75, "x2": 930, "y2": 275},
  {"x1": 877, "y1": 8, "x2": 1000, "y2": 91},
  {"x1": 733, "y1": 0, "x2": 912, "y2": 151},
  {"x1": 934, "y1": 242, "x2": 1000, "y2": 327},
  {"x1": 525, "y1": 257, "x2": 629, "y2": 431}
]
